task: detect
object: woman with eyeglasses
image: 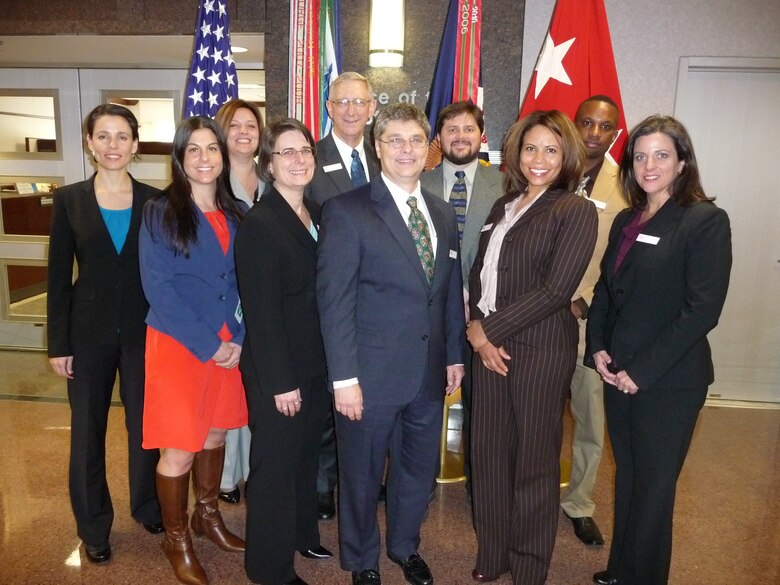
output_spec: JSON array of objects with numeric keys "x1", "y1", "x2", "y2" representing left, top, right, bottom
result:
[{"x1": 236, "y1": 118, "x2": 332, "y2": 585}]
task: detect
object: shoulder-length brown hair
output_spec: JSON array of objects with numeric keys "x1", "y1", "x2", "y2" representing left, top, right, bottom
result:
[
  {"x1": 502, "y1": 110, "x2": 585, "y2": 196},
  {"x1": 620, "y1": 114, "x2": 713, "y2": 209},
  {"x1": 215, "y1": 99, "x2": 265, "y2": 157}
]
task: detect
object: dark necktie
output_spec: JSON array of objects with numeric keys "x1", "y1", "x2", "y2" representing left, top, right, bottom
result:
[
  {"x1": 407, "y1": 196, "x2": 435, "y2": 284},
  {"x1": 350, "y1": 149, "x2": 367, "y2": 187},
  {"x1": 449, "y1": 170, "x2": 467, "y2": 242}
]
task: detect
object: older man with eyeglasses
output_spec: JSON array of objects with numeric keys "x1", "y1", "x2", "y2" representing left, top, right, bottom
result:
[
  {"x1": 306, "y1": 72, "x2": 381, "y2": 522},
  {"x1": 317, "y1": 103, "x2": 466, "y2": 585}
]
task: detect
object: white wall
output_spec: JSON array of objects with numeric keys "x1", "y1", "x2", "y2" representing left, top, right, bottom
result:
[{"x1": 521, "y1": 0, "x2": 780, "y2": 128}]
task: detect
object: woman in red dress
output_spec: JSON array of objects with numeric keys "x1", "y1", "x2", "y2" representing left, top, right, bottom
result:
[{"x1": 139, "y1": 116, "x2": 247, "y2": 585}]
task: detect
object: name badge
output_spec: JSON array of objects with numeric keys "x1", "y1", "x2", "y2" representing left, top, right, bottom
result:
[
  {"x1": 636, "y1": 233, "x2": 660, "y2": 245},
  {"x1": 449, "y1": 249, "x2": 458, "y2": 259},
  {"x1": 586, "y1": 197, "x2": 607, "y2": 209},
  {"x1": 323, "y1": 163, "x2": 342, "y2": 173},
  {"x1": 480, "y1": 223, "x2": 493, "y2": 232},
  {"x1": 235, "y1": 300, "x2": 243, "y2": 324}
]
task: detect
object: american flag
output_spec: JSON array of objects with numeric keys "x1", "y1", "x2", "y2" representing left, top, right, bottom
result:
[{"x1": 185, "y1": 0, "x2": 239, "y2": 118}]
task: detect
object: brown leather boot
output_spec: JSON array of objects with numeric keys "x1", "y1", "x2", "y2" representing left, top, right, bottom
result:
[
  {"x1": 157, "y1": 471, "x2": 209, "y2": 585},
  {"x1": 190, "y1": 445, "x2": 245, "y2": 552}
]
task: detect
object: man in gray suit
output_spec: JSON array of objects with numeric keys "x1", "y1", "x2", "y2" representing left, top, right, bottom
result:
[
  {"x1": 308, "y1": 71, "x2": 380, "y2": 520},
  {"x1": 420, "y1": 101, "x2": 502, "y2": 494}
]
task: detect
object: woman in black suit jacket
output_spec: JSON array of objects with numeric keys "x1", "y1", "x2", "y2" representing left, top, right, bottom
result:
[
  {"x1": 47, "y1": 104, "x2": 162, "y2": 564},
  {"x1": 235, "y1": 118, "x2": 331, "y2": 585},
  {"x1": 585, "y1": 115, "x2": 732, "y2": 585},
  {"x1": 466, "y1": 111, "x2": 597, "y2": 585}
]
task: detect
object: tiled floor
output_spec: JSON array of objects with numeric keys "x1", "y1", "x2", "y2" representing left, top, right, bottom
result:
[{"x1": 0, "y1": 349, "x2": 778, "y2": 584}]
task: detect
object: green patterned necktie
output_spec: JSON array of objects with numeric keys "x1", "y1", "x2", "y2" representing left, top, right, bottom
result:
[{"x1": 406, "y1": 196, "x2": 435, "y2": 284}]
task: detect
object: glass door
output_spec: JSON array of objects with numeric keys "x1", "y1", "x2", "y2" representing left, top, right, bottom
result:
[{"x1": 0, "y1": 68, "x2": 83, "y2": 349}]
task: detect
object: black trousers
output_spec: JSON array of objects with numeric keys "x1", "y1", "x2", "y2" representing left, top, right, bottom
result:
[
  {"x1": 244, "y1": 374, "x2": 329, "y2": 585},
  {"x1": 67, "y1": 338, "x2": 160, "y2": 547},
  {"x1": 604, "y1": 383, "x2": 707, "y2": 585}
]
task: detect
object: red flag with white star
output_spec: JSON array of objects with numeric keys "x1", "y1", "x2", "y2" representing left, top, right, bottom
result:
[{"x1": 519, "y1": 0, "x2": 627, "y2": 162}]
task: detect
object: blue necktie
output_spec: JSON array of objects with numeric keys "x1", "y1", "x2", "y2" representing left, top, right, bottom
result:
[
  {"x1": 350, "y1": 149, "x2": 367, "y2": 187},
  {"x1": 449, "y1": 170, "x2": 467, "y2": 242}
]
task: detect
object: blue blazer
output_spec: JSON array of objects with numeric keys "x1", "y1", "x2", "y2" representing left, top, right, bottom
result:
[
  {"x1": 316, "y1": 175, "x2": 466, "y2": 405},
  {"x1": 139, "y1": 192, "x2": 244, "y2": 363}
]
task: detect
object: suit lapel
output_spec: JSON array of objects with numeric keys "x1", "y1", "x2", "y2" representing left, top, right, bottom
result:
[
  {"x1": 504, "y1": 188, "x2": 557, "y2": 236},
  {"x1": 370, "y1": 178, "x2": 431, "y2": 288},
  {"x1": 121, "y1": 177, "x2": 146, "y2": 260},
  {"x1": 319, "y1": 135, "x2": 354, "y2": 193},
  {"x1": 424, "y1": 191, "x2": 451, "y2": 293},
  {"x1": 265, "y1": 188, "x2": 318, "y2": 252},
  {"x1": 612, "y1": 199, "x2": 683, "y2": 281},
  {"x1": 84, "y1": 174, "x2": 123, "y2": 258}
]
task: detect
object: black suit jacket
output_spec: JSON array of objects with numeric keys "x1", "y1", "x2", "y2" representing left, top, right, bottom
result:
[
  {"x1": 47, "y1": 174, "x2": 157, "y2": 356},
  {"x1": 585, "y1": 200, "x2": 732, "y2": 390},
  {"x1": 235, "y1": 187, "x2": 326, "y2": 396},
  {"x1": 307, "y1": 133, "x2": 381, "y2": 206}
]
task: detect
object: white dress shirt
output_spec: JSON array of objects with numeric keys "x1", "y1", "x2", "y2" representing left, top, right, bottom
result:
[
  {"x1": 331, "y1": 132, "x2": 372, "y2": 182},
  {"x1": 478, "y1": 189, "x2": 546, "y2": 316}
]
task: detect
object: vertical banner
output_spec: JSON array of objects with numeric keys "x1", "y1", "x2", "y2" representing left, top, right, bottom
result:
[
  {"x1": 518, "y1": 0, "x2": 627, "y2": 161},
  {"x1": 289, "y1": 0, "x2": 342, "y2": 140},
  {"x1": 184, "y1": 0, "x2": 239, "y2": 118}
]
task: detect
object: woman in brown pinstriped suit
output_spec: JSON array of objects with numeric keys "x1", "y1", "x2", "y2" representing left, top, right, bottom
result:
[{"x1": 466, "y1": 110, "x2": 598, "y2": 585}]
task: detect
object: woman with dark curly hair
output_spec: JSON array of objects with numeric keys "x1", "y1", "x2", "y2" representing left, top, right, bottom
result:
[{"x1": 140, "y1": 115, "x2": 247, "y2": 585}]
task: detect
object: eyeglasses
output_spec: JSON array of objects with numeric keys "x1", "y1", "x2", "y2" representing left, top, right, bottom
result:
[
  {"x1": 272, "y1": 147, "x2": 315, "y2": 159},
  {"x1": 377, "y1": 136, "x2": 428, "y2": 150},
  {"x1": 328, "y1": 98, "x2": 371, "y2": 109}
]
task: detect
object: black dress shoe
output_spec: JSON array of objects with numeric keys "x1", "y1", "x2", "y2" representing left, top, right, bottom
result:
[
  {"x1": 298, "y1": 545, "x2": 333, "y2": 559},
  {"x1": 317, "y1": 490, "x2": 335, "y2": 520},
  {"x1": 84, "y1": 544, "x2": 112, "y2": 564},
  {"x1": 352, "y1": 569, "x2": 382, "y2": 584},
  {"x1": 219, "y1": 486, "x2": 241, "y2": 504},
  {"x1": 283, "y1": 576, "x2": 309, "y2": 585},
  {"x1": 142, "y1": 521, "x2": 164, "y2": 534},
  {"x1": 593, "y1": 570, "x2": 618, "y2": 585},
  {"x1": 390, "y1": 553, "x2": 433, "y2": 585},
  {"x1": 567, "y1": 514, "x2": 605, "y2": 546}
]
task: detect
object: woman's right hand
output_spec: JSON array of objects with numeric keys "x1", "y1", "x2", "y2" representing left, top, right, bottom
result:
[
  {"x1": 49, "y1": 356, "x2": 74, "y2": 379},
  {"x1": 593, "y1": 350, "x2": 617, "y2": 386}
]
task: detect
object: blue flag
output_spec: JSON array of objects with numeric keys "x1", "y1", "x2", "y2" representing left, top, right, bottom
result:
[
  {"x1": 184, "y1": 0, "x2": 239, "y2": 118},
  {"x1": 425, "y1": 0, "x2": 459, "y2": 139}
]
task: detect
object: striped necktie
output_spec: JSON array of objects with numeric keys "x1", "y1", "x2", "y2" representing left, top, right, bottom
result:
[
  {"x1": 449, "y1": 170, "x2": 467, "y2": 242},
  {"x1": 407, "y1": 196, "x2": 435, "y2": 284},
  {"x1": 350, "y1": 149, "x2": 367, "y2": 187}
]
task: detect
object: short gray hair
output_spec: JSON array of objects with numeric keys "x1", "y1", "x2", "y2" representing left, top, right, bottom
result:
[{"x1": 329, "y1": 71, "x2": 374, "y2": 98}]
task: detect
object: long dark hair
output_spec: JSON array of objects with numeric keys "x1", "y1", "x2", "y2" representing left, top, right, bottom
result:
[
  {"x1": 502, "y1": 110, "x2": 585, "y2": 196},
  {"x1": 620, "y1": 115, "x2": 714, "y2": 209},
  {"x1": 151, "y1": 116, "x2": 244, "y2": 257}
]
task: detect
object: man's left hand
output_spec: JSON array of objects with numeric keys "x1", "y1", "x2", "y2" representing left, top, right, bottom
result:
[{"x1": 445, "y1": 365, "x2": 465, "y2": 395}]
